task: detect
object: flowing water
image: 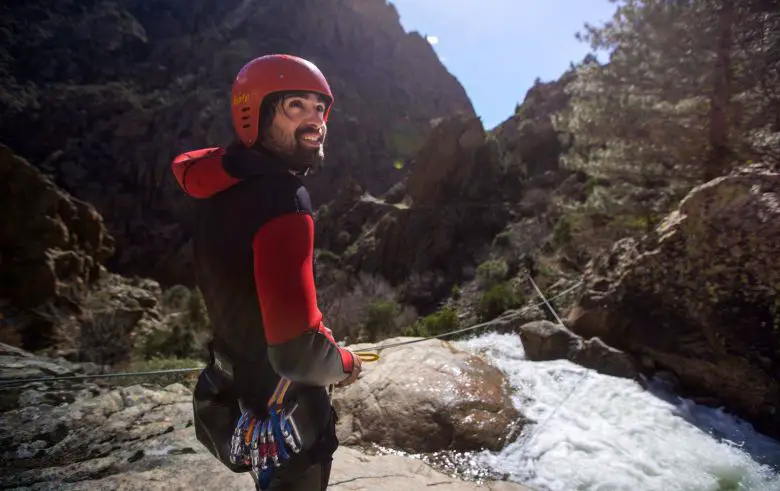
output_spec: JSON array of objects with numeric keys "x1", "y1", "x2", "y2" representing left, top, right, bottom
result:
[{"x1": 451, "y1": 332, "x2": 780, "y2": 491}]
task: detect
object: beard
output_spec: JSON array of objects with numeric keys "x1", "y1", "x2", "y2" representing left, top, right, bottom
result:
[{"x1": 262, "y1": 127, "x2": 326, "y2": 174}]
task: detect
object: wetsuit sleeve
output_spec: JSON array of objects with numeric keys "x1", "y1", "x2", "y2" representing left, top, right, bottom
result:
[{"x1": 252, "y1": 212, "x2": 356, "y2": 386}]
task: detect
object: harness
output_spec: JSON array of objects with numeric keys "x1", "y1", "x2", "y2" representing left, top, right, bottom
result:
[{"x1": 194, "y1": 339, "x2": 337, "y2": 489}]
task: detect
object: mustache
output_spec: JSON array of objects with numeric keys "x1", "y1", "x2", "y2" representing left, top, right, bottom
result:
[{"x1": 296, "y1": 125, "x2": 324, "y2": 138}]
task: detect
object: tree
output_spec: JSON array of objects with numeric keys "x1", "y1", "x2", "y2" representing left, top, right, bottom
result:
[
  {"x1": 549, "y1": 0, "x2": 778, "y2": 259},
  {"x1": 562, "y1": 0, "x2": 715, "y2": 184},
  {"x1": 562, "y1": 0, "x2": 779, "y2": 183}
]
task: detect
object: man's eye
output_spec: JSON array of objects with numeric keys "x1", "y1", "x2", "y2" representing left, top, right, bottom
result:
[
  {"x1": 316, "y1": 105, "x2": 326, "y2": 113},
  {"x1": 289, "y1": 100, "x2": 303, "y2": 109}
]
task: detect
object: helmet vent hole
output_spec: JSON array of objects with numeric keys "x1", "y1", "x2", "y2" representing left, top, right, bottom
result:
[
  {"x1": 241, "y1": 107, "x2": 250, "y2": 112},
  {"x1": 242, "y1": 124, "x2": 251, "y2": 129}
]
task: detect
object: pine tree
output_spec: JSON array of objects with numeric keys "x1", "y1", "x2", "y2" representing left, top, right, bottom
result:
[
  {"x1": 551, "y1": 0, "x2": 778, "y2": 257},
  {"x1": 562, "y1": 0, "x2": 716, "y2": 184},
  {"x1": 562, "y1": 0, "x2": 779, "y2": 183}
]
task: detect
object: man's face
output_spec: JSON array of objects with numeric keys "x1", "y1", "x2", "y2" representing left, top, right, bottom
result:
[{"x1": 261, "y1": 93, "x2": 329, "y2": 173}]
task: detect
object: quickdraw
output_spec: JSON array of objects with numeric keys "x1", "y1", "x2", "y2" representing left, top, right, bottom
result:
[
  {"x1": 228, "y1": 351, "x2": 383, "y2": 490},
  {"x1": 229, "y1": 378, "x2": 306, "y2": 489}
]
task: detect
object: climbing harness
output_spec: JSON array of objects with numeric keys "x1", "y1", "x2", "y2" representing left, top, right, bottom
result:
[{"x1": 0, "y1": 279, "x2": 583, "y2": 389}]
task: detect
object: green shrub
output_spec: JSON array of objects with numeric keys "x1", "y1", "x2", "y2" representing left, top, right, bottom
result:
[
  {"x1": 363, "y1": 299, "x2": 401, "y2": 342},
  {"x1": 492, "y1": 230, "x2": 512, "y2": 248},
  {"x1": 476, "y1": 259, "x2": 509, "y2": 289},
  {"x1": 584, "y1": 176, "x2": 598, "y2": 197},
  {"x1": 477, "y1": 282, "x2": 525, "y2": 321},
  {"x1": 161, "y1": 284, "x2": 191, "y2": 313},
  {"x1": 316, "y1": 204, "x2": 329, "y2": 219},
  {"x1": 404, "y1": 306, "x2": 459, "y2": 338},
  {"x1": 551, "y1": 216, "x2": 573, "y2": 248},
  {"x1": 610, "y1": 213, "x2": 660, "y2": 234},
  {"x1": 451, "y1": 284, "x2": 462, "y2": 300},
  {"x1": 78, "y1": 309, "x2": 137, "y2": 365},
  {"x1": 122, "y1": 356, "x2": 205, "y2": 389},
  {"x1": 145, "y1": 287, "x2": 211, "y2": 361},
  {"x1": 315, "y1": 249, "x2": 341, "y2": 264}
]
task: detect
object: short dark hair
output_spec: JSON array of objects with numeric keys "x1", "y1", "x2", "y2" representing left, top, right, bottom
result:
[{"x1": 257, "y1": 92, "x2": 287, "y2": 143}]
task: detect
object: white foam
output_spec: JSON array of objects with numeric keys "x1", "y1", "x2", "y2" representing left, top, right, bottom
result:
[{"x1": 455, "y1": 332, "x2": 780, "y2": 491}]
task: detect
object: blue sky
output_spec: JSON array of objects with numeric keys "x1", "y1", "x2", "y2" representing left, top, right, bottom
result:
[{"x1": 389, "y1": 0, "x2": 618, "y2": 129}]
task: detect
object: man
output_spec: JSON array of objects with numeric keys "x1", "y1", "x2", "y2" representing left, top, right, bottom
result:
[{"x1": 171, "y1": 54, "x2": 362, "y2": 490}]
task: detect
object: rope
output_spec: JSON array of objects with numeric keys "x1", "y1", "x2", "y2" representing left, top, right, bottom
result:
[
  {"x1": 518, "y1": 275, "x2": 590, "y2": 450},
  {"x1": 0, "y1": 367, "x2": 206, "y2": 388},
  {"x1": 0, "y1": 279, "x2": 583, "y2": 390},
  {"x1": 353, "y1": 280, "x2": 583, "y2": 353},
  {"x1": 528, "y1": 276, "x2": 565, "y2": 327}
]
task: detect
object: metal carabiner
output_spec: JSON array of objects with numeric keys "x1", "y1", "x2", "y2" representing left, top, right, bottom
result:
[
  {"x1": 265, "y1": 417, "x2": 280, "y2": 468},
  {"x1": 251, "y1": 417, "x2": 262, "y2": 470},
  {"x1": 230, "y1": 411, "x2": 252, "y2": 465}
]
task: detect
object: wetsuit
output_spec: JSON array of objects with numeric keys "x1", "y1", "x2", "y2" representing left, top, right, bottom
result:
[{"x1": 171, "y1": 143, "x2": 356, "y2": 490}]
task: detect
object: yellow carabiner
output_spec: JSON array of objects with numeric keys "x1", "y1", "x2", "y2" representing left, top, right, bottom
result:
[{"x1": 357, "y1": 352, "x2": 380, "y2": 363}]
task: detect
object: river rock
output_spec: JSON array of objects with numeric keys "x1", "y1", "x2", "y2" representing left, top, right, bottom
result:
[
  {"x1": 482, "y1": 315, "x2": 639, "y2": 380},
  {"x1": 332, "y1": 337, "x2": 522, "y2": 453}
]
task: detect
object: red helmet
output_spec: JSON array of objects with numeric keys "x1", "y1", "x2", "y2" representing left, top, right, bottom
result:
[{"x1": 230, "y1": 54, "x2": 334, "y2": 148}]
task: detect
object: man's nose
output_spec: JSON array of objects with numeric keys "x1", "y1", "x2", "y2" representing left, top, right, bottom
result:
[{"x1": 304, "y1": 109, "x2": 325, "y2": 125}]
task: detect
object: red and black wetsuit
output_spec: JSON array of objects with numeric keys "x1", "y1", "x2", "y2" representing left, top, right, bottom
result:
[{"x1": 171, "y1": 143, "x2": 354, "y2": 486}]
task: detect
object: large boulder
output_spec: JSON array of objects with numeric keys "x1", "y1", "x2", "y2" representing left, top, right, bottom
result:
[
  {"x1": 405, "y1": 115, "x2": 488, "y2": 206},
  {"x1": 569, "y1": 163, "x2": 780, "y2": 439},
  {"x1": 483, "y1": 315, "x2": 639, "y2": 379},
  {"x1": 332, "y1": 337, "x2": 521, "y2": 453}
]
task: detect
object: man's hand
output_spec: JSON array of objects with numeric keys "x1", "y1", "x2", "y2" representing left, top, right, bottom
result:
[{"x1": 335, "y1": 351, "x2": 362, "y2": 388}]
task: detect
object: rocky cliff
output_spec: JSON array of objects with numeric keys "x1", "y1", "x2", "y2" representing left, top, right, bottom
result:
[
  {"x1": 0, "y1": 0, "x2": 474, "y2": 286},
  {"x1": 490, "y1": 69, "x2": 576, "y2": 178},
  {"x1": 1, "y1": 144, "x2": 210, "y2": 360},
  {"x1": 0, "y1": 144, "x2": 114, "y2": 351},
  {"x1": 569, "y1": 163, "x2": 780, "y2": 440}
]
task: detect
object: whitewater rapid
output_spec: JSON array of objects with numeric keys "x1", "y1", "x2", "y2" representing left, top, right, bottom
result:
[{"x1": 454, "y1": 333, "x2": 780, "y2": 491}]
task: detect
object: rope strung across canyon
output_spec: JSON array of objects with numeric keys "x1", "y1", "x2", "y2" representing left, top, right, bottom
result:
[{"x1": 0, "y1": 279, "x2": 584, "y2": 390}]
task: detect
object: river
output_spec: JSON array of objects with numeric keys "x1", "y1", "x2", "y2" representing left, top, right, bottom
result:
[{"x1": 454, "y1": 333, "x2": 780, "y2": 491}]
